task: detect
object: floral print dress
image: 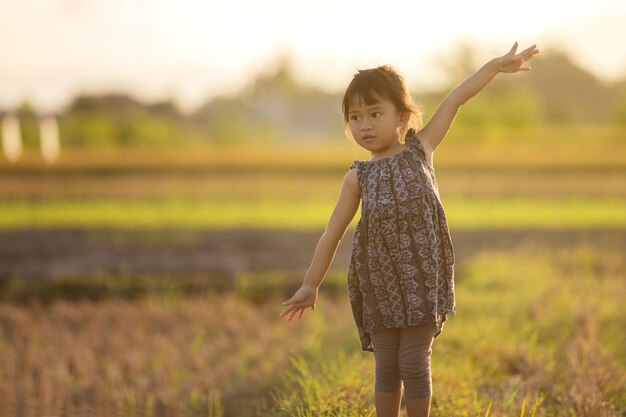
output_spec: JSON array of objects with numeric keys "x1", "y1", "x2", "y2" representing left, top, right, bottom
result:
[{"x1": 347, "y1": 128, "x2": 456, "y2": 352}]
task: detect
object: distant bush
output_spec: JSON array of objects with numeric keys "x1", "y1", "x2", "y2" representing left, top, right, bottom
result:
[
  {"x1": 59, "y1": 109, "x2": 205, "y2": 147},
  {"x1": 6, "y1": 48, "x2": 625, "y2": 149}
]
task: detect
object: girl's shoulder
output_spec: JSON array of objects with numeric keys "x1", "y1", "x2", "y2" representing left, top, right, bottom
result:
[
  {"x1": 348, "y1": 159, "x2": 365, "y2": 197},
  {"x1": 349, "y1": 159, "x2": 364, "y2": 170},
  {"x1": 405, "y1": 128, "x2": 435, "y2": 171},
  {"x1": 405, "y1": 128, "x2": 426, "y2": 152}
]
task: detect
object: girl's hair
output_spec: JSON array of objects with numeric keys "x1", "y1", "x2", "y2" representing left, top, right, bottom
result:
[{"x1": 342, "y1": 65, "x2": 423, "y2": 143}]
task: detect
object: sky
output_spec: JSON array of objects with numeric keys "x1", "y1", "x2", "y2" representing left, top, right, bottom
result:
[{"x1": 1, "y1": 0, "x2": 625, "y2": 114}]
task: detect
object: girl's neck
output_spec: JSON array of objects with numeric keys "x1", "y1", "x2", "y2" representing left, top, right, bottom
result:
[{"x1": 370, "y1": 140, "x2": 406, "y2": 162}]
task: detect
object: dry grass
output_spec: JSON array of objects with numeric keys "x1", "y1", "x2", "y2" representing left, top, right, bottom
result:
[
  {"x1": 0, "y1": 286, "x2": 356, "y2": 417},
  {"x1": 0, "y1": 240, "x2": 623, "y2": 416}
]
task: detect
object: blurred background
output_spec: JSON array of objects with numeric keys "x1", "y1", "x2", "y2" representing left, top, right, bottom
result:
[{"x1": 0, "y1": 1, "x2": 625, "y2": 416}]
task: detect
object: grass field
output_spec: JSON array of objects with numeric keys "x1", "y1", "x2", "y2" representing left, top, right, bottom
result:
[
  {"x1": 1, "y1": 132, "x2": 625, "y2": 230},
  {"x1": 0, "y1": 131, "x2": 625, "y2": 416},
  {"x1": 1, "y1": 197, "x2": 625, "y2": 230},
  {"x1": 0, "y1": 241, "x2": 623, "y2": 416}
]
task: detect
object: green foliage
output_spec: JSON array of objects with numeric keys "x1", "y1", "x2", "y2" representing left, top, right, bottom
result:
[
  {"x1": 15, "y1": 102, "x2": 40, "y2": 148},
  {"x1": 206, "y1": 117, "x2": 278, "y2": 146},
  {"x1": 59, "y1": 108, "x2": 204, "y2": 147},
  {"x1": 6, "y1": 47, "x2": 623, "y2": 149},
  {"x1": 446, "y1": 86, "x2": 544, "y2": 141},
  {"x1": 272, "y1": 350, "x2": 375, "y2": 417}
]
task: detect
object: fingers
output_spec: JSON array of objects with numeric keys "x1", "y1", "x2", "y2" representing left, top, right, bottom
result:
[
  {"x1": 518, "y1": 45, "x2": 539, "y2": 60},
  {"x1": 280, "y1": 304, "x2": 299, "y2": 317},
  {"x1": 510, "y1": 42, "x2": 539, "y2": 58},
  {"x1": 287, "y1": 307, "x2": 302, "y2": 321},
  {"x1": 279, "y1": 304, "x2": 314, "y2": 320},
  {"x1": 521, "y1": 44, "x2": 537, "y2": 54}
]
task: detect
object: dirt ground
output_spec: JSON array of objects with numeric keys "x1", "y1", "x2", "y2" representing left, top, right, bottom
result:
[{"x1": 1, "y1": 227, "x2": 623, "y2": 281}]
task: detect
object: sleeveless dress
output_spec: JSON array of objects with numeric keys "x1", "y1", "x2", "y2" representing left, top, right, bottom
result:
[{"x1": 347, "y1": 128, "x2": 456, "y2": 352}]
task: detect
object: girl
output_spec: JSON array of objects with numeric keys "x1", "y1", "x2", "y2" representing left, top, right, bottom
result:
[{"x1": 280, "y1": 41, "x2": 539, "y2": 417}]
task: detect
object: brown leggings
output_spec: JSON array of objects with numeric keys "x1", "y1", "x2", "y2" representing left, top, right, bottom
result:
[{"x1": 370, "y1": 321, "x2": 436, "y2": 399}]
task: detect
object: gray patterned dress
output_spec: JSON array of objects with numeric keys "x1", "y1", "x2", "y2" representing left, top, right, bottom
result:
[{"x1": 347, "y1": 128, "x2": 456, "y2": 352}]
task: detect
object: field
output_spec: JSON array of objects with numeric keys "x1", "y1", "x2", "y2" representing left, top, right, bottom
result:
[{"x1": 0, "y1": 128, "x2": 625, "y2": 416}]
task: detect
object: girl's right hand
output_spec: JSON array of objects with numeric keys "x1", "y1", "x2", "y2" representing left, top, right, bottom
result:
[{"x1": 279, "y1": 284, "x2": 318, "y2": 321}]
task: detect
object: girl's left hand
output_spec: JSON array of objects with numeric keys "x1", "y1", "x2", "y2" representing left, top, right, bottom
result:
[
  {"x1": 280, "y1": 284, "x2": 318, "y2": 321},
  {"x1": 497, "y1": 41, "x2": 540, "y2": 73}
]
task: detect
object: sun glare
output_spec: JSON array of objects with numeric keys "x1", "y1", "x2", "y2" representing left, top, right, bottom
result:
[{"x1": 0, "y1": 0, "x2": 624, "y2": 112}]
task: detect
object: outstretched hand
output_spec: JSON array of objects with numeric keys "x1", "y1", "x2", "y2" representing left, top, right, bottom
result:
[
  {"x1": 497, "y1": 41, "x2": 540, "y2": 73},
  {"x1": 279, "y1": 284, "x2": 318, "y2": 321}
]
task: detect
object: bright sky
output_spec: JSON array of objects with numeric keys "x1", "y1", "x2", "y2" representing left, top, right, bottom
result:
[{"x1": 1, "y1": 0, "x2": 625, "y2": 114}]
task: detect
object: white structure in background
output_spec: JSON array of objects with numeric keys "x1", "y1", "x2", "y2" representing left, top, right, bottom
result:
[
  {"x1": 1, "y1": 115, "x2": 23, "y2": 162},
  {"x1": 0, "y1": 114, "x2": 62, "y2": 163},
  {"x1": 39, "y1": 115, "x2": 60, "y2": 163}
]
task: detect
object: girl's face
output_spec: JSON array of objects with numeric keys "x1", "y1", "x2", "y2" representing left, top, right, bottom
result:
[{"x1": 347, "y1": 95, "x2": 407, "y2": 154}]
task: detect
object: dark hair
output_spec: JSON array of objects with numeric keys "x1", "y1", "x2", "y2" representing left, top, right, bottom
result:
[{"x1": 341, "y1": 65, "x2": 423, "y2": 142}]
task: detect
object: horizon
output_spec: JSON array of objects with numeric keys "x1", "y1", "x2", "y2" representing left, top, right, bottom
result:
[{"x1": 1, "y1": 0, "x2": 625, "y2": 115}]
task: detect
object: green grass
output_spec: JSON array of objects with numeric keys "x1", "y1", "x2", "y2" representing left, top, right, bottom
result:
[
  {"x1": 1, "y1": 197, "x2": 625, "y2": 229},
  {"x1": 268, "y1": 245, "x2": 625, "y2": 416},
  {"x1": 273, "y1": 351, "x2": 376, "y2": 417},
  {"x1": 0, "y1": 238, "x2": 623, "y2": 416},
  {"x1": 1, "y1": 133, "x2": 625, "y2": 416}
]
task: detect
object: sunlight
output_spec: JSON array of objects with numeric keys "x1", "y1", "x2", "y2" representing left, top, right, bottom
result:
[{"x1": 0, "y1": 0, "x2": 624, "y2": 112}]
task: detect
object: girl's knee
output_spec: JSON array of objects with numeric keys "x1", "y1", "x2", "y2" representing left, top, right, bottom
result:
[
  {"x1": 375, "y1": 366, "x2": 402, "y2": 393},
  {"x1": 399, "y1": 363, "x2": 432, "y2": 399},
  {"x1": 398, "y1": 323, "x2": 435, "y2": 399},
  {"x1": 374, "y1": 351, "x2": 402, "y2": 393},
  {"x1": 405, "y1": 384, "x2": 433, "y2": 399},
  {"x1": 372, "y1": 329, "x2": 402, "y2": 393}
]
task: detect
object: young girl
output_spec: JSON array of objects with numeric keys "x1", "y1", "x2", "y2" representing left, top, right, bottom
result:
[{"x1": 280, "y1": 41, "x2": 539, "y2": 417}]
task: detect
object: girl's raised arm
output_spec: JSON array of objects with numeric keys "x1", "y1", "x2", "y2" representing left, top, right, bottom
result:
[{"x1": 418, "y1": 41, "x2": 539, "y2": 153}]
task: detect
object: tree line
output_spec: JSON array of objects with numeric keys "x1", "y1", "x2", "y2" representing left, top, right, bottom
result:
[{"x1": 3, "y1": 47, "x2": 626, "y2": 148}]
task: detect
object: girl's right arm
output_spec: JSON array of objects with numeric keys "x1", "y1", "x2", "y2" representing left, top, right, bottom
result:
[{"x1": 280, "y1": 168, "x2": 361, "y2": 321}]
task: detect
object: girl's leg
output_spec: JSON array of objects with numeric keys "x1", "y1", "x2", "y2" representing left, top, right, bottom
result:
[
  {"x1": 370, "y1": 327, "x2": 402, "y2": 417},
  {"x1": 398, "y1": 322, "x2": 437, "y2": 417},
  {"x1": 375, "y1": 391, "x2": 402, "y2": 417},
  {"x1": 405, "y1": 397, "x2": 432, "y2": 417}
]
